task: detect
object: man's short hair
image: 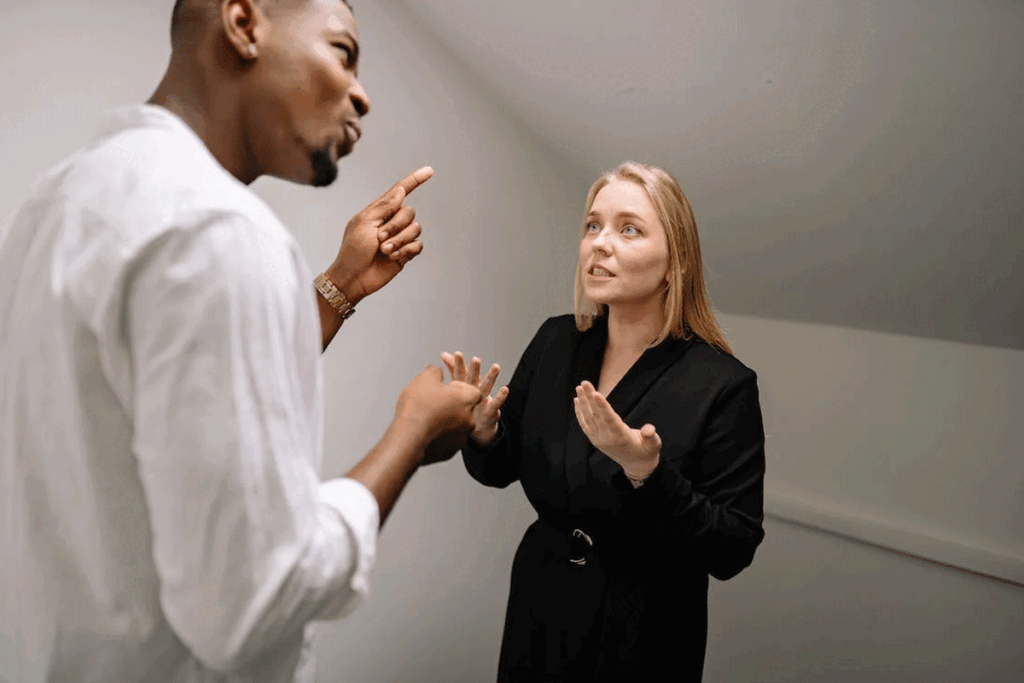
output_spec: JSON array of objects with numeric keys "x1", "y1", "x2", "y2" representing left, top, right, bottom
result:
[
  {"x1": 170, "y1": 0, "x2": 353, "y2": 46},
  {"x1": 170, "y1": 0, "x2": 205, "y2": 45}
]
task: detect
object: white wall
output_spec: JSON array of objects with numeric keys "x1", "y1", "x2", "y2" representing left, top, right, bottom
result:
[{"x1": 3, "y1": 1, "x2": 1022, "y2": 681}]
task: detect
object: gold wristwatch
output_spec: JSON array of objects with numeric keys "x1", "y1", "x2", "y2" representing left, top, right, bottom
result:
[{"x1": 314, "y1": 272, "x2": 356, "y2": 322}]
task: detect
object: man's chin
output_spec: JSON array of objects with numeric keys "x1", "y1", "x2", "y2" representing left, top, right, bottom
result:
[
  {"x1": 310, "y1": 165, "x2": 338, "y2": 188},
  {"x1": 309, "y1": 146, "x2": 341, "y2": 188}
]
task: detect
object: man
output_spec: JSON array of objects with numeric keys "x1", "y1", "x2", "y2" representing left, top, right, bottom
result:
[{"x1": 0, "y1": 0, "x2": 483, "y2": 680}]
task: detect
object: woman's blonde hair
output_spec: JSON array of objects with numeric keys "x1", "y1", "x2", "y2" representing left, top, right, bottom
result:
[{"x1": 573, "y1": 161, "x2": 732, "y2": 354}]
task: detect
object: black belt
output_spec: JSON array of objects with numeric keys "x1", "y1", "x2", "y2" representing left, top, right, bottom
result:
[
  {"x1": 568, "y1": 528, "x2": 594, "y2": 566},
  {"x1": 536, "y1": 516, "x2": 659, "y2": 574},
  {"x1": 535, "y1": 517, "x2": 602, "y2": 567}
]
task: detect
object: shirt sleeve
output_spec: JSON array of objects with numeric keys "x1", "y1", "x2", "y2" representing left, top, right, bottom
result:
[{"x1": 124, "y1": 216, "x2": 378, "y2": 672}]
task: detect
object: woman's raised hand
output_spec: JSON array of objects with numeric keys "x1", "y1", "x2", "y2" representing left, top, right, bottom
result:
[
  {"x1": 440, "y1": 351, "x2": 510, "y2": 448},
  {"x1": 573, "y1": 381, "x2": 661, "y2": 482}
]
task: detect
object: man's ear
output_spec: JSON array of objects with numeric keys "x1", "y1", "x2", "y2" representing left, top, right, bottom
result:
[{"x1": 221, "y1": 0, "x2": 268, "y2": 61}]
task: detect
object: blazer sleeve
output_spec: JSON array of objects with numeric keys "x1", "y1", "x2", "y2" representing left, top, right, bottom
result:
[
  {"x1": 632, "y1": 369, "x2": 766, "y2": 581},
  {"x1": 461, "y1": 317, "x2": 555, "y2": 488}
]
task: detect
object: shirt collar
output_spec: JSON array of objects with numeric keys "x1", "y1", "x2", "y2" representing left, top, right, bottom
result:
[
  {"x1": 94, "y1": 103, "x2": 239, "y2": 184},
  {"x1": 94, "y1": 103, "x2": 200, "y2": 144}
]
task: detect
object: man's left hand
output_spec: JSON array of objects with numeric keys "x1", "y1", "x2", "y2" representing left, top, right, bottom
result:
[
  {"x1": 422, "y1": 429, "x2": 470, "y2": 466},
  {"x1": 325, "y1": 166, "x2": 434, "y2": 304}
]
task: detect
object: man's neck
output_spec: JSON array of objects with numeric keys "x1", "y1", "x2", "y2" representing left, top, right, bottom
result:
[{"x1": 148, "y1": 62, "x2": 256, "y2": 184}]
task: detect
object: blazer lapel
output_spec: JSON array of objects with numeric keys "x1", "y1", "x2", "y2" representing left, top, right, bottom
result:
[
  {"x1": 605, "y1": 334, "x2": 697, "y2": 422},
  {"x1": 578, "y1": 328, "x2": 699, "y2": 491}
]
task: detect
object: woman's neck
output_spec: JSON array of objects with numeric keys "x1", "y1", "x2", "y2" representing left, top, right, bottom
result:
[{"x1": 605, "y1": 299, "x2": 665, "y2": 356}]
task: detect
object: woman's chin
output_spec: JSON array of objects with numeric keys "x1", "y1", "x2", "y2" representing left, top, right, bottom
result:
[
  {"x1": 583, "y1": 284, "x2": 613, "y2": 303},
  {"x1": 587, "y1": 295, "x2": 616, "y2": 309}
]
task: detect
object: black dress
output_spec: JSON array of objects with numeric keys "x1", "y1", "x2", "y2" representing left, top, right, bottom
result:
[{"x1": 462, "y1": 315, "x2": 766, "y2": 682}]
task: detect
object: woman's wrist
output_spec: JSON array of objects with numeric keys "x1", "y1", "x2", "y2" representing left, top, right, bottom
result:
[
  {"x1": 623, "y1": 452, "x2": 660, "y2": 487},
  {"x1": 468, "y1": 423, "x2": 500, "y2": 449}
]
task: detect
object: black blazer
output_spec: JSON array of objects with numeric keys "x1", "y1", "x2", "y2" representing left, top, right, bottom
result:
[{"x1": 463, "y1": 314, "x2": 766, "y2": 682}]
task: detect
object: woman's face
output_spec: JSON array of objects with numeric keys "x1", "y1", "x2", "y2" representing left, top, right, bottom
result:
[{"x1": 579, "y1": 178, "x2": 670, "y2": 311}]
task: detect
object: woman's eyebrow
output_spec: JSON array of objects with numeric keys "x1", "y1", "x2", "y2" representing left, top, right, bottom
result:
[{"x1": 588, "y1": 210, "x2": 646, "y2": 222}]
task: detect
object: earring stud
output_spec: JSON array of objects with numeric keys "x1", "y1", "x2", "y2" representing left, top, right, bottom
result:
[{"x1": 246, "y1": 43, "x2": 258, "y2": 59}]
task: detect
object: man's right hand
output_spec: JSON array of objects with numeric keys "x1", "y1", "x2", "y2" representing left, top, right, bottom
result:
[
  {"x1": 395, "y1": 365, "x2": 481, "y2": 458},
  {"x1": 325, "y1": 167, "x2": 434, "y2": 305}
]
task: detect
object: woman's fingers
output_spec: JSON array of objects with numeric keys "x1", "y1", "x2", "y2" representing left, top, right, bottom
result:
[
  {"x1": 487, "y1": 386, "x2": 509, "y2": 414},
  {"x1": 453, "y1": 352, "x2": 469, "y2": 382},
  {"x1": 573, "y1": 396, "x2": 591, "y2": 436},
  {"x1": 477, "y1": 390, "x2": 509, "y2": 431},
  {"x1": 441, "y1": 355, "x2": 502, "y2": 396},
  {"x1": 582, "y1": 381, "x2": 627, "y2": 433},
  {"x1": 577, "y1": 382, "x2": 608, "y2": 436},
  {"x1": 474, "y1": 388, "x2": 508, "y2": 435},
  {"x1": 440, "y1": 352, "x2": 456, "y2": 381},
  {"x1": 479, "y1": 363, "x2": 501, "y2": 396},
  {"x1": 640, "y1": 423, "x2": 662, "y2": 454},
  {"x1": 441, "y1": 351, "x2": 470, "y2": 382},
  {"x1": 578, "y1": 382, "x2": 657, "y2": 460},
  {"x1": 574, "y1": 385, "x2": 599, "y2": 436}
]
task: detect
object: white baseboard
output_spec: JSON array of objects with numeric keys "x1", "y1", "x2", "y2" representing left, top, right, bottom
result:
[{"x1": 764, "y1": 488, "x2": 1024, "y2": 587}]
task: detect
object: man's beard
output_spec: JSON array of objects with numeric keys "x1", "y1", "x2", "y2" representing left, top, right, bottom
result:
[{"x1": 310, "y1": 146, "x2": 339, "y2": 187}]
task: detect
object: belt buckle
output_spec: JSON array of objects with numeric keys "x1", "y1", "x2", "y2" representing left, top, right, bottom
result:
[{"x1": 569, "y1": 528, "x2": 593, "y2": 566}]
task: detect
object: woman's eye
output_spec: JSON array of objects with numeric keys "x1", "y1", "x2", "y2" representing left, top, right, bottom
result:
[
  {"x1": 585, "y1": 223, "x2": 600, "y2": 233},
  {"x1": 623, "y1": 225, "x2": 639, "y2": 236}
]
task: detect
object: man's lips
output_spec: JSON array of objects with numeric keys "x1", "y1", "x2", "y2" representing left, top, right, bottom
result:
[{"x1": 345, "y1": 120, "x2": 362, "y2": 142}]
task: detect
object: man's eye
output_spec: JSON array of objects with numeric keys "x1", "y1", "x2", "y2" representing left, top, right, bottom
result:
[{"x1": 334, "y1": 44, "x2": 353, "y2": 64}]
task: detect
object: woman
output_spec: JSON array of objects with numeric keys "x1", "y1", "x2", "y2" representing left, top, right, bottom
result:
[{"x1": 443, "y1": 162, "x2": 766, "y2": 682}]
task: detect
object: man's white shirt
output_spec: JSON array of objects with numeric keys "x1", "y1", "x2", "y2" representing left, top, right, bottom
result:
[{"x1": 0, "y1": 105, "x2": 379, "y2": 682}]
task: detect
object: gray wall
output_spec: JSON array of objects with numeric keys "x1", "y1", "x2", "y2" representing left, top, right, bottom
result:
[
  {"x1": 2, "y1": 1, "x2": 1021, "y2": 681},
  {"x1": 706, "y1": 518, "x2": 1024, "y2": 682},
  {"x1": 710, "y1": 313, "x2": 1024, "y2": 681},
  {"x1": 402, "y1": 0, "x2": 1024, "y2": 351}
]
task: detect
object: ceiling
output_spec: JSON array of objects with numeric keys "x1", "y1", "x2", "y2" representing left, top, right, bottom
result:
[{"x1": 395, "y1": 0, "x2": 1024, "y2": 350}]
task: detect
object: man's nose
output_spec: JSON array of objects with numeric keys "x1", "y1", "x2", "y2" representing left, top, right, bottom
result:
[{"x1": 350, "y1": 78, "x2": 371, "y2": 117}]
